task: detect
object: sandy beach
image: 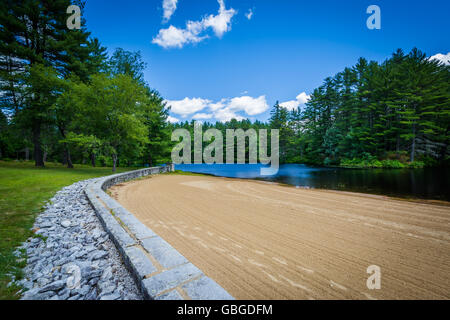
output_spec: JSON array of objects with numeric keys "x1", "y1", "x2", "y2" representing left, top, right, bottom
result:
[{"x1": 109, "y1": 174, "x2": 450, "y2": 300}]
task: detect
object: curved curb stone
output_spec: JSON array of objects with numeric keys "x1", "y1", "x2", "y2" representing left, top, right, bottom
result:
[{"x1": 84, "y1": 166, "x2": 234, "y2": 300}]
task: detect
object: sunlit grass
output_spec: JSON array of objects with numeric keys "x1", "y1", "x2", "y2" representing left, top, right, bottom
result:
[{"x1": 0, "y1": 160, "x2": 136, "y2": 300}]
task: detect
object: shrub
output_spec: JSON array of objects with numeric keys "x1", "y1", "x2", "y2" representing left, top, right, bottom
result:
[
  {"x1": 324, "y1": 157, "x2": 339, "y2": 166},
  {"x1": 341, "y1": 158, "x2": 413, "y2": 169},
  {"x1": 380, "y1": 159, "x2": 405, "y2": 169},
  {"x1": 385, "y1": 151, "x2": 409, "y2": 162},
  {"x1": 407, "y1": 161, "x2": 425, "y2": 169},
  {"x1": 371, "y1": 160, "x2": 383, "y2": 168},
  {"x1": 419, "y1": 156, "x2": 438, "y2": 168}
]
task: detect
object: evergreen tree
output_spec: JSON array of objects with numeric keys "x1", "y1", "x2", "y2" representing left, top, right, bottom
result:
[
  {"x1": 269, "y1": 101, "x2": 290, "y2": 163},
  {"x1": 0, "y1": 0, "x2": 100, "y2": 166},
  {"x1": 294, "y1": 48, "x2": 449, "y2": 167},
  {"x1": 144, "y1": 88, "x2": 171, "y2": 166}
]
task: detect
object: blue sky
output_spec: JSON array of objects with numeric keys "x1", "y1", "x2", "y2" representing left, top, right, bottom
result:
[{"x1": 84, "y1": 0, "x2": 449, "y2": 123}]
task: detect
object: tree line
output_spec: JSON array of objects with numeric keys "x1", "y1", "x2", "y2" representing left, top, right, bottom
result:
[
  {"x1": 297, "y1": 48, "x2": 450, "y2": 167},
  {"x1": 0, "y1": 1, "x2": 171, "y2": 171}
]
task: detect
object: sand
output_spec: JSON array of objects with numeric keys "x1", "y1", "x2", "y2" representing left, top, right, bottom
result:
[{"x1": 109, "y1": 174, "x2": 450, "y2": 300}]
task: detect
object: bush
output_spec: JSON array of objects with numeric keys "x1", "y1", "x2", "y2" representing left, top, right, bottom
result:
[
  {"x1": 324, "y1": 157, "x2": 340, "y2": 166},
  {"x1": 407, "y1": 161, "x2": 425, "y2": 169},
  {"x1": 340, "y1": 158, "x2": 363, "y2": 168},
  {"x1": 419, "y1": 156, "x2": 438, "y2": 168},
  {"x1": 340, "y1": 158, "x2": 427, "y2": 169},
  {"x1": 380, "y1": 159, "x2": 405, "y2": 169},
  {"x1": 341, "y1": 157, "x2": 414, "y2": 169},
  {"x1": 97, "y1": 155, "x2": 108, "y2": 167},
  {"x1": 385, "y1": 151, "x2": 409, "y2": 162},
  {"x1": 371, "y1": 160, "x2": 383, "y2": 168}
]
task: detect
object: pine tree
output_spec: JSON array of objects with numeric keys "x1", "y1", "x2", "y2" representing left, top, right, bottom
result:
[
  {"x1": 269, "y1": 102, "x2": 290, "y2": 163},
  {"x1": 144, "y1": 88, "x2": 171, "y2": 166},
  {"x1": 0, "y1": 0, "x2": 98, "y2": 166}
]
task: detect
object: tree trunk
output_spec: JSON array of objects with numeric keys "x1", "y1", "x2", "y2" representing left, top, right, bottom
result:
[
  {"x1": 410, "y1": 123, "x2": 416, "y2": 162},
  {"x1": 58, "y1": 127, "x2": 73, "y2": 168},
  {"x1": 25, "y1": 147, "x2": 29, "y2": 161},
  {"x1": 32, "y1": 122, "x2": 44, "y2": 167},
  {"x1": 149, "y1": 154, "x2": 153, "y2": 167},
  {"x1": 439, "y1": 128, "x2": 448, "y2": 162},
  {"x1": 90, "y1": 153, "x2": 96, "y2": 167},
  {"x1": 396, "y1": 135, "x2": 400, "y2": 159},
  {"x1": 43, "y1": 151, "x2": 47, "y2": 163},
  {"x1": 112, "y1": 154, "x2": 117, "y2": 172},
  {"x1": 65, "y1": 145, "x2": 74, "y2": 168}
]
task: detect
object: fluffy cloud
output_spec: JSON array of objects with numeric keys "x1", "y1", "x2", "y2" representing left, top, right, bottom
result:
[
  {"x1": 162, "y1": 0, "x2": 178, "y2": 23},
  {"x1": 228, "y1": 95, "x2": 269, "y2": 115},
  {"x1": 296, "y1": 92, "x2": 311, "y2": 104},
  {"x1": 429, "y1": 52, "x2": 450, "y2": 65},
  {"x1": 279, "y1": 100, "x2": 300, "y2": 111},
  {"x1": 165, "y1": 97, "x2": 211, "y2": 116},
  {"x1": 214, "y1": 108, "x2": 244, "y2": 122},
  {"x1": 152, "y1": 21, "x2": 206, "y2": 49},
  {"x1": 203, "y1": 0, "x2": 236, "y2": 38},
  {"x1": 165, "y1": 95, "x2": 268, "y2": 122},
  {"x1": 280, "y1": 92, "x2": 311, "y2": 111},
  {"x1": 167, "y1": 115, "x2": 180, "y2": 123},
  {"x1": 153, "y1": 0, "x2": 236, "y2": 49},
  {"x1": 245, "y1": 9, "x2": 253, "y2": 20},
  {"x1": 208, "y1": 99, "x2": 227, "y2": 111},
  {"x1": 192, "y1": 113, "x2": 213, "y2": 120}
]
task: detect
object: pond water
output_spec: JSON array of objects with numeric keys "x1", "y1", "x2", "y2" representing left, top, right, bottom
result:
[{"x1": 175, "y1": 164, "x2": 450, "y2": 201}]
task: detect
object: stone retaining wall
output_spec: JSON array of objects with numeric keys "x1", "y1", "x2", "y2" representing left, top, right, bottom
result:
[{"x1": 84, "y1": 165, "x2": 234, "y2": 300}]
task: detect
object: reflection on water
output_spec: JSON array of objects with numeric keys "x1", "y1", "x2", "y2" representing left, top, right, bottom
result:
[{"x1": 175, "y1": 164, "x2": 450, "y2": 201}]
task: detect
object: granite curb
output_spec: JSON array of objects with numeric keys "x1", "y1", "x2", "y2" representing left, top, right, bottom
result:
[{"x1": 84, "y1": 165, "x2": 234, "y2": 300}]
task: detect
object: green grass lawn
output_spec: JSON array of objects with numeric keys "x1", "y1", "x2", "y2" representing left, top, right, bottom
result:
[{"x1": 0, "y1": 160, "x2": 136, "y2": 300}]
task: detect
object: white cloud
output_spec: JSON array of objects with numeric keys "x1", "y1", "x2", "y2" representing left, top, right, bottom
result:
[
  {"x1": 152, "y1": 21, "x2": 207, "y2": 49},
  {"x1": 167, "y1": 115, "x2": 180, "y2": 123},
  {"x1": 280, "y1": 92, "x2": 311, "y2": 111},
  {"x1": 245, "y1": 9, "x2": 253, "y2": 20},
  {"x1": 429, "y1": 52, "x2": 450, "y2": 65},
  {"x1": 228, "y1": 95, "x2": 269, "y2": 116},
  {"x1": 162, "y1": 0, "x2": 178, "y2": 23},
  {"x1": 214, "y1": 108, "x2": 245, "y2": 122},
  {"x1": 153, "y1": 0, "x2": 236, "y2": 49},
  {"x1": 165, "y1": 97, "x2": 211, "y2": 117},
  {"x1": 208, "y1": 99, "x2": 227, "y2": 111},
  {"x1": 192, "y1": 113, "x2": 213, "y2": 120},
  {"x1": 296, "y1": 92, "x2": 311, "y2": 104},
  {"x1": 203, "y1": 0, "x2": 236, "y2": 38},
  {"x1": 205, "y1": 95, "x2": 267, "y2": 122},
  {"x1": 279, "y1": 100, "x2": 300, "y2": 111},
  {"x1": 166, "y1": 95, "x2": 268, "y2": 122}
]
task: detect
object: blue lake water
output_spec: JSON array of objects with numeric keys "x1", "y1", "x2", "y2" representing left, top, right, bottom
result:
[{"x1": 175, "y1": 164, "x2": 450, "y2": 201}]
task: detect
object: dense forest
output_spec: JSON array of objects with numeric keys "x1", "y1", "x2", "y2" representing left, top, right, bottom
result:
[
  {"x1": 299, "y1": 49, "x2": 449, "y2": 168},
  {"x1": 0, "y1": 1, "x2": 449, "y2": 170},
  {"x1": 173, "y1": 49, "x2": 450, "y2": 168},
  {"x1": 0, "y1": 1, "x2": 171, "y2": 171}
]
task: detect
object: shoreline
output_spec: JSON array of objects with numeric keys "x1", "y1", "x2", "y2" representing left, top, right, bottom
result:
[{"x1": 170, "y1": 170, "x2": 450, "y2": 206}]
